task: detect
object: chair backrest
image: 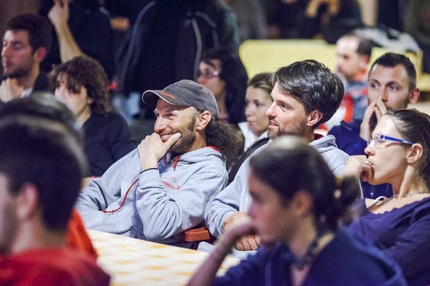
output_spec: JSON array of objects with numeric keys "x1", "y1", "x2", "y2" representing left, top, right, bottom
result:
[{"x1": 239, "y1": 40, "x2": 428, "y2": 91}]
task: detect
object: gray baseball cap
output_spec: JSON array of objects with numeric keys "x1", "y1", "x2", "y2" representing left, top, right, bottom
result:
[{"x1": 142, "y1": 80, "x2": 219, "y2": 117}]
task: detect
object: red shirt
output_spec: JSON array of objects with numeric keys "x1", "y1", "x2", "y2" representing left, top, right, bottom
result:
[{"x1": 0, "y1": 248, "x2": 110, "y2": 285}]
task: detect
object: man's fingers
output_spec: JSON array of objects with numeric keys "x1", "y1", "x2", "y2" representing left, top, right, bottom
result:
[
  {"x1": 235, "y1": 235, "x2": 259, "y2": 251},
  {"x1": 164, "y1": 132, "x2": 181, "y2": 147}
]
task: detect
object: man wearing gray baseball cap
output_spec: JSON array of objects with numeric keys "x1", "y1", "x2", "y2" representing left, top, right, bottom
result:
[{"x1": 76, "y1": 80, "x2": 241, "y2": 247}]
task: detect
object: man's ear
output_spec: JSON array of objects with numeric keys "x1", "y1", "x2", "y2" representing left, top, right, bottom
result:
[
  {"x1": 306, "y1": 110, "x2": 323, "y2": 127},
  {"x1": 33, "y1": 47, "x2": 48, "y2": 63},
  {"x1": 409, "y1": 87, "x2": 420, "y2": 104},
  {"x1": 16, "y1": 183, "x2": 39, "y2": 220},
  {"x1": 195, "y1": 110, "x2": 211, "y2": 131},
  {"x1": 406, "y1": 143, "x2": 423, "y2": 165},
  {"x1": 360, "y1": 54, "x2": 370, "y2": 67}
]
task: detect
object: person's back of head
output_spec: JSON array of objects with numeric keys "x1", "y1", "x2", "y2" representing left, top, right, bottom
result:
[
  {"x1": 369, "y1": 53, "x2": 417, "y2": 92},
  {"x1": 0, "y1": 92, "x2": 82, "y2": 144},
  {"x1": 249, "y1": 136, "x2": 360, "y2": 231},
  {"x1": 271, "y1": 60, "x2": 344, "y2": 126},
  {"x1": 0, "y1": 116, "x2": 87, "y2": 234},
  {"x1": 6, "y1": 13, "x2": 52, "y2": 54}
]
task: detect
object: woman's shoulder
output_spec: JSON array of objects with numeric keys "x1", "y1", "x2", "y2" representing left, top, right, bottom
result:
[{"x1": 309, "y1": 228, "x2": 406, "y2": 284}]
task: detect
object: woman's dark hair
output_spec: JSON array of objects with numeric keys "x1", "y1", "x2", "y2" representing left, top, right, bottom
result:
[
  {"x1": 200, "y1": 49, "x2": 248, "y2": 125},
  {"x1": 49, "y1": 56, "x2": 111, "y2": 115},
  {"x1": 249, "y1": 137, "x2": 359, "y2": 231},
  {"x1": 387, "y1": 109, "x2": 430, "y2": 187}
]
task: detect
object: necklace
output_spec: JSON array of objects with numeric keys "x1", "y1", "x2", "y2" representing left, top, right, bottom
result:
[
  {"x1": 393, "y1": 191, "x2": 429, "y2": 198},
  {"x1": 369, "y1": 191, "x2": 429, "y2": 209},
  {"x1": 292, "y1": 228, "x2": 327, "y2": 270}
]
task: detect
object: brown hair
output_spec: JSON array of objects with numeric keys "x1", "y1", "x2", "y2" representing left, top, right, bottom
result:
[{"x1": 49, "y1": 56, "x2": 111, "y2": 115}]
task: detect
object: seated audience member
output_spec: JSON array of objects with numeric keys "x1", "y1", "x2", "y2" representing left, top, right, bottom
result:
[
  {"x1": 197, "y1": 48, "x2": 248, "y2": 126},
  {"x1": 0, "y1": 14, "x2": 52, "y2": 103},
  {"x1": 329, "y1": 53, "x2": 420, "y2": 198},
  {"x1": 49, "y1": 56, "x2": 135, "y2": 177},
  {"x1": 239, "y1": 73, "x2": 272, "y2": 151},
  {"x1": 229, "y1": 72, "x2": 272, "y2": 182},
  {"x1": 347, "y1": 109, "x2": 430, "y2": 285},
  {"x1": 0, "y1": 92, "x2": 97, "y2": 258},
  {"x1": 323, "y1": 34, "x2": 373, "y2": 130},
  {"x1": 205, "y1": 60, "x2": 349, "y2": 252},
  {"x1": 75, "y1": 80, "x2": 239, "y2": 246},
  {"x1": 0, "y1": 116, "x2": 109, "y2": 285},
  {"x1": 188, "y1": 137, "x2": 406, "y2": 286}
]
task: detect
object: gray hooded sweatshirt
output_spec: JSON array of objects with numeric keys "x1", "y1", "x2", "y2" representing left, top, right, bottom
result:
[
  {"x1": 205, "y1": 134, "x2": 349, "y2": 237},
  {"x1": 75, "y1": 146, "x2": 228, "y2": 245}
]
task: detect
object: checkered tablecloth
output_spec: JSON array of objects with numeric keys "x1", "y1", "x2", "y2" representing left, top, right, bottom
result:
[{"x1": 87, "y1": 229, "x2": 240, "y2": 286}]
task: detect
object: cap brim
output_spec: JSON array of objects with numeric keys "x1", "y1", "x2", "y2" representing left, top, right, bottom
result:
[{"x1": 142, "y1": 90, "x2": 173, "y2": 106}]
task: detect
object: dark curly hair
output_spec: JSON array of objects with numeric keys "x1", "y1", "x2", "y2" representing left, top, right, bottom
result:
[
  {"x1": 49, "y1": 56, "x2": 111, "y2": 115},
  {"x1": 206, "y1": 119, "x2": 243, "y2": 169}
]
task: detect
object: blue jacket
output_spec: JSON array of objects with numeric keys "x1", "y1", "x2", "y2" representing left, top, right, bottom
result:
[{"x1": 214, "y1": 228, "x2": 406, "y2": 286}]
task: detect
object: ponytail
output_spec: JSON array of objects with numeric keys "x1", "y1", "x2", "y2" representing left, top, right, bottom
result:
[{"x1": 322, "y1": 176, "x2": 360, "y2": 230}]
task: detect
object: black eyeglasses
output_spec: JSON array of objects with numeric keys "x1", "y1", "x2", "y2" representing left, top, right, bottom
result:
[{"x1": 368, "y1": 133, "x2": 414, "y2": 147}]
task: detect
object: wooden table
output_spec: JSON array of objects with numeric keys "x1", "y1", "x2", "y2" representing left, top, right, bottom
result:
[{"x1": 87, "y1": 229, "x2": 240, "y2": 286}]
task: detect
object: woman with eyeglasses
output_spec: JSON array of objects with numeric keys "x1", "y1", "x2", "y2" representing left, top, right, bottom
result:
[
  {"x1": 188, "y1": 137, "x2": 406, "y2": 286},
  {"x1": 196, "y1": 48, "x2": 248, "y2": 126},
  {"x1": 345, "y1": 109, "x2": 430, "y2": 285}
]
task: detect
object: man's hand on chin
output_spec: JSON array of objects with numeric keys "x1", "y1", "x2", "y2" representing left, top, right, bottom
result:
[{"x1": 138, "y1": 132, "x2": 181, "y2": 171}]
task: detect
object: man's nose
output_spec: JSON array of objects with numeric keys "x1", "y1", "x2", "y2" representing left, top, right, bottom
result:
[{"x1": 153, "y1": 117, "x2": 166, "y2": 133}]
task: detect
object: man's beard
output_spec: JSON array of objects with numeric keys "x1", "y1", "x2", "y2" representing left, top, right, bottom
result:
[
  {"x1": 2, "y1": 57, "x2": 33, "y2": 78},
  {"x1": 2, "y1": 64, "x2": 32, "y2": 78},
  {"x1": 267, "y1": 118, "x2": 307, "y2": 140},
  {"x1": 168, "y1": 116, "x2": 197, "y2": 153}
]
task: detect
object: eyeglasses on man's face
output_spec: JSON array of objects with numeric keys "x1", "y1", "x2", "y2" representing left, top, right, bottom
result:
[
  {"x1": 197, "y1": 69, "x2": 220, "y2": 80},
  {"x1": 368, "y1": 133, "x2": 414, "y2": 147}
]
